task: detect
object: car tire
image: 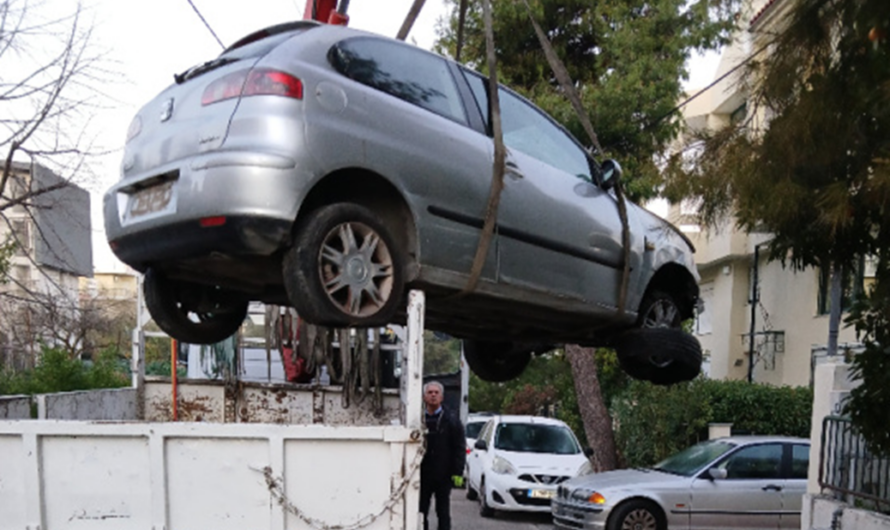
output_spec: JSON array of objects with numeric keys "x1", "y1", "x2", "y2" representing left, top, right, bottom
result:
[
  {"x1": 479, "y1": 478, "x2": 495, "y2": 518},
  {"x1": 466, "y1": 484, "x2": 478, "y2": 501},
  {"x1": 143, "y1": 268, "x2": 248, "y2": 344},
  {"x1": 462, "y1": 340, "x2": 534, "y2": 382},
  {"x1": 607, "y1": 499, "x2": 665, "y2": 530},
  {"x1": 614, "y1": 327, "x2": 702, "y2": 385},
  {"x1": 283, "y1": 203, "x2": 405, "y2": 328},
  {"x1": 637, "y1": 290, "x2": 683, "y2": 329}
]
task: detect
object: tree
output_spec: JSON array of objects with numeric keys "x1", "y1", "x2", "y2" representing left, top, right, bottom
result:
[
  {"x1": 0, "y1": 0, "x2": 112, "y2": 368},
  {"x1": 663, "y1": 0, "x2": 890, "y2": 453},
  {"x1": 437, "y1": 0, "x2": 739, "y2": 466}
]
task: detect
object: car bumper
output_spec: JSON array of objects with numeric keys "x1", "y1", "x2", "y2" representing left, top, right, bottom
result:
[
  {"x1": 551, "y1": 499, "x2": 608, "y2": 530},
  {"x1": 104, "y1": 150, "x2": 307, "y2": 268},
  {"x1": 486, "y1": 473, "x2": 560, "y2": 513}
]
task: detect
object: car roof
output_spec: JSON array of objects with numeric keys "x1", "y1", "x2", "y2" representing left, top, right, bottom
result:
[
  {"x1": 715, "y1": 435, "x2": 810, "y2": 445},
  {"x1": 489, "y1": 415, "x2": 570, "y2": 427}
]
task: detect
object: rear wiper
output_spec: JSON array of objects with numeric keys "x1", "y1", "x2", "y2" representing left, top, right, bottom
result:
[{"x1": 174, "y1": 57, "x2": 238, "y2": 84}]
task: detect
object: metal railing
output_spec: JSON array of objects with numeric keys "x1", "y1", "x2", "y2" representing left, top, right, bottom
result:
[{"x1": 819, "y1": 416, "x2": 890, "y2": 513}]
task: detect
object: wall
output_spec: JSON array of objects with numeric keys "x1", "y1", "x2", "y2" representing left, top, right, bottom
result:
[
  {"x1": 37, "y1": 388, "x2": 138, "y2": 420},
  {"x1": 0, "y1": 395, "x2": 32, "y2": 419}
]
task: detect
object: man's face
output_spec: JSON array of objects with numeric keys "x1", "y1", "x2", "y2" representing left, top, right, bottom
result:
[{"x1": 424, "y1": 385, "x2": 443, "y2": 408}]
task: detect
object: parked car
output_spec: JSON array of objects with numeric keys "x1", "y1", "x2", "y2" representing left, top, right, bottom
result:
[
  {"x1": 551, "y1": 436, "x2": 811, "y2": 530},
  {"x1": 465, "y1": 415, "x2": 592, "y2": 517},
  {"x1": 103, "y1": 20, "x2": 701, "y2": 385},
  {"x1": 463, "y1": 412, "x2": 495, "y2": 481}
]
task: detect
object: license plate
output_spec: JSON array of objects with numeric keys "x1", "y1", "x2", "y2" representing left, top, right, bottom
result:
[
  {"x1": 126, "y1": 181, "x2": 175, "y2": 220},
  {"x1": 529, "y1": 489, "x2": 555, "y2": 499}
]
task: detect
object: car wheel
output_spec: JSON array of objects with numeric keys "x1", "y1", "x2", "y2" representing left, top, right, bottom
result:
[
  {"x1": 462, "y1": 340, "x2": 533, "y2": 382},
  {"x1": 637, "y1": 290, "x2": 683, "y2": 329},
  {"x1": 479, "y1": 478, "x2": 495, "y2": 518},
  {"x1": 143, "y1": 268, "x2": 248, "y2": 344},
  {"x1": 466, "y1": 484, "x2": 478, "y2": 501},
  {"x1": 283, "y1": 203, "x2": 404, "y2": 328},
  {"x1": 614, "y1": 327, "x2": 702, "y2": 385},
  {"x1": 607, "y1": 499, "x2": 665, "y2": 530}
]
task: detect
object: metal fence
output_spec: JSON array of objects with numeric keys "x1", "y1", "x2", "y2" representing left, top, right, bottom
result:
[{"x1": 819, "y1": 416, "x2": 890, "y2": 512}]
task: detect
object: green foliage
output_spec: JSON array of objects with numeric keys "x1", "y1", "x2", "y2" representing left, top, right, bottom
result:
[
  {"x1": 424, "y1": 331, "x2": 461, "y2": 375},
  {"x1": 613, "y1": 379, "x2": 812, "y2": 467},
  {"x1": 844, "y1": 271, "x2": 890, "y2": 456},
  {"x1": 0, "y1": 346, "x2": 129, "y2": 395},
  {"x1": 437, "y1": 0, "x2": 740, "y2": 200}
]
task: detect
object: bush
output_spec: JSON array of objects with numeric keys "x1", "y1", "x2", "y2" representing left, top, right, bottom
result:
[
  {"x1": 613, "y1": 378, "x2": 812, "y2": 467},
  {"x1": 0, "y1": 346, "x2": 129, "y2": 396}
]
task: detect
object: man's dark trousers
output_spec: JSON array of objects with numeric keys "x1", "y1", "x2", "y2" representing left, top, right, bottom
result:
[{"x1": 420, "y1": 477, "x2": 452, "y2": 530}]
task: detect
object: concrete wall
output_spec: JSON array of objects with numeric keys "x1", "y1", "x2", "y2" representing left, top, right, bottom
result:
[
  {"x1": 0, "y1": 395, "x2": 32, "y2": 419},
  {"x1": 803, "y1": 494, "x2": 890, "y2": 530},
  {"x1": 37, "y1": 388, "x2": 138, "y2": 421}
]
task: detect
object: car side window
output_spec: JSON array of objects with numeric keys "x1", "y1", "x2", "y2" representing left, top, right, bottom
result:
[
  {"x1": 329, "y1": 37, "x2": 467, "y2": 124},
  {"x1": 717, "y1": 444, "x2": 783, "y2": 480},
  {"x1": 790, "y1": 444, "x2": 809, "y2": 479},
  {"x1": 462, "y1": 70, "x2": 592, "y2": 181}
]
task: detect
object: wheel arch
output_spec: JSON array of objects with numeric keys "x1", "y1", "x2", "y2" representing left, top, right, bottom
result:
[
  {"x1": 296, "y1": 168, "x2": 419, "y2": 272},
  {"x1": 640, "y1": 263, "x2": 699, "y2": 320},
  {"x1": 607, "y1": 496, "x2": 668, "y2": 530}
]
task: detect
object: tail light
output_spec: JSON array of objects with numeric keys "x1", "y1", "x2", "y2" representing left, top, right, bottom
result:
[{"x1": 202, "y1": 68, "x2": 303, "y2": 106}]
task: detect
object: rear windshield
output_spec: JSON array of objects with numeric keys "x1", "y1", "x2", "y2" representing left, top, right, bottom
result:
[
  {"x1": 465, "y1": 421, "x2": 486, "y2": 439},
  {"x1": 494, "y1": 423, "x2": 580, "y2": 455}
]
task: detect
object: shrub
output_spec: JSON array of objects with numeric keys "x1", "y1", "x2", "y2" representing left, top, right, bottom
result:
[{"x1": 0, "y1": 346, "x2": 129, "y2": 395}]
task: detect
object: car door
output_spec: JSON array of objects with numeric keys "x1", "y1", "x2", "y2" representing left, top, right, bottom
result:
[
  {"x1": 461, "y1": 70, "x2": 640, "y2": 312},
  {"x1": 780, "y1": 443, "x2": 809, "y2": 529},
  {"x1": 689, "y1": 443, "x2": 785, "y2": 530},
  {"x1": 468, "y1": 420, "x2": 494, "y2": 492}
]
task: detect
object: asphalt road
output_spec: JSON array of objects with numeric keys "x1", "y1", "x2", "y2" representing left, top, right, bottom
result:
[{"x1": 425, "y1": 488, "x2": 555, "y2": 530}]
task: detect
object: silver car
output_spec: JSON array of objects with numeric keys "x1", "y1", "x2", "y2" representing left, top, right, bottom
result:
[
  {"x1": 103, "y1": 21, "x2": 700, "y2": 383},
  {"x1": 551, "y1": 436, "x2": 811, "y2": 530}
]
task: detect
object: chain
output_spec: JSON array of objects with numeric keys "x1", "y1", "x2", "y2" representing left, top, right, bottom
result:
[{"x1": 258, "y1": 438, "x2": 425, "y2": 530}]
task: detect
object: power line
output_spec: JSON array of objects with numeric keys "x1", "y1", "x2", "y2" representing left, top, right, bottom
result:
[{"x1": 185, "y1": 0, "x2": 225, "y2": 50}]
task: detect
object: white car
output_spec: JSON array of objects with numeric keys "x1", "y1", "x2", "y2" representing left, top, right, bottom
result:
[{"x1": 466, "y1": 415, "x2": 592, "y2": 516}]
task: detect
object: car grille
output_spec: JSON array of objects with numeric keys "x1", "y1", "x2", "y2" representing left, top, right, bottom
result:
[{"x1": 518, "y1": 473, "x2": 570, "y2": 485}]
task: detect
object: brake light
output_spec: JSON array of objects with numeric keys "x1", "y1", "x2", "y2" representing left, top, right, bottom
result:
[
  {"x1": 200, "y1": 216, "x2": 226, "y2": 227},
  {"x1": 202, "y1": 68, "x2": 303, "y2": 105}
]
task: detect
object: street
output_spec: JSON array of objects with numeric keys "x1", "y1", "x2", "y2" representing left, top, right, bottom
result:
[{"x1": 426, "y1": 488, "x2": 555, "y2": 530}]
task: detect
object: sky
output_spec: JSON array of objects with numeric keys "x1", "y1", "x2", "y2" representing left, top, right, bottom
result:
[{"x1": 71, "y1": 0, "x2": 718, "y2": 272}]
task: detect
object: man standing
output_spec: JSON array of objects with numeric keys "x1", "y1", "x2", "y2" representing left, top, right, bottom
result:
[{"x1": 420, "y1": 381, "x2": 466, "y2": 530}]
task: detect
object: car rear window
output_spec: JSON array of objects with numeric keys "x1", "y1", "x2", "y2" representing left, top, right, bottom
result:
[{"x1": 329, "y1": 37, "x2": 467, "y2": 124}]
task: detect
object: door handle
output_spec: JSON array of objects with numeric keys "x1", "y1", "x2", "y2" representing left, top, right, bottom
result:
[
  {"x1": 505, "y1": 160, "x2": 524, "y2": 180},
  {"x1": 762, "y1": 484, "x2": 782, "y2": 492}
]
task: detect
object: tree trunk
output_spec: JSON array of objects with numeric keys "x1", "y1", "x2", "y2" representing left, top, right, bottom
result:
[
  {"x1": 827, "y1": 263, "x2": 844, "y2": 357},
  {"x1": 566, "y1": 344, "x2": 618, "y2": 471}
]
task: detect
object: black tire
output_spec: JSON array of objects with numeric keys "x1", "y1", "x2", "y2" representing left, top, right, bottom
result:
[
  {"x1": 614, "y1": 327, "x2": 702, "y2": 385},
  {"x1": 607, "y1": 499, "x2": 665, "y2": 530},
  {"x1": 143, "y1": 268, "x2": 248, "y2": 344},
  {"x1": 283, "y1": 203, "x2": 405, "y2": 328},
  {"x1": 465, "y1": 484, "x2": 478, "y2": 501},
  {"x1": 637, "y1": 290, "x2": 684, "y2": 329},
  {"x1": 479, "y1": 478, "x2": 494, "y2": 518},
  {"x1": 462, "y1": 340, "x2": 533, "y2": 383}
]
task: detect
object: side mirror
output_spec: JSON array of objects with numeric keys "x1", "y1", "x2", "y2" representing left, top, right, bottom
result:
[
  {"x1": 599, "y1": 159, "x2": 623, "y2": 190},
  {"x1": 708, "y1": 468, "x2": 728, "y2": 481},
  {"x1": 474, "y1": 439, "x2": 488, "y2": 451},
  {"x1": 584, "y1": 447, "x2": 595, "y2": 458}
]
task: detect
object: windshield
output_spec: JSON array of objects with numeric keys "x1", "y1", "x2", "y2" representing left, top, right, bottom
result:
[
  {"x1": 653, "y1": 440, "x2": 736, "y2": 477},
  {"x1": 466, "y1": 421, "x2": 486, "y2": 439},
  {"x1": 494, "y1": 423, "x2": 580, "y2": 455}
]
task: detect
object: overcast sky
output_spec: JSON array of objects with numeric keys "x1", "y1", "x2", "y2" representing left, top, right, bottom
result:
[{"x1": 78, "y1": 0, "x2": 717, "y2": 272}]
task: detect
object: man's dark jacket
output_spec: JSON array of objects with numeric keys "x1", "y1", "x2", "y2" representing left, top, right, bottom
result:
[{"x1": 421, "y1": 407, "x2": 466, "y2": 482}]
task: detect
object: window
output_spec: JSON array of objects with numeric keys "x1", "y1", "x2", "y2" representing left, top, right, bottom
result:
[
  {"x1": 696, "y1": 283, "x2": 714, "y2": 336},
  {"x1": 11, "y1": 219, "x2": 30, "y2": 256},
  {"x1": 790, "y1": 444, "x2": 809, "y2": 479},
  {"x1": 493, "y1": 423, "x2": 580, "y2": 455},
  {"x1": 717, "y1": 444, "x2": 782, "y2": 480},
  {"x1": 817, "y1": 258, "x2": 871, "y2": 315},
  {"x1": 462, "y1": 71, "x2": 592, "y2": 181},
  {"x1": 329, "y1": 37, "x2": 467, "y2": 124}
]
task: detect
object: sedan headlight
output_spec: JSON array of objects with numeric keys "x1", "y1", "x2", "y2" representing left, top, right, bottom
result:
[
  {"x1": 491, "y1": 456, "x2": 517, "y2": 475},
  {"x1": 576, "y1": 461, "x2": 593, "y2": 476},
  {"x1": 572, "y1": 487, "x2": 607, "y2": 505}
]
